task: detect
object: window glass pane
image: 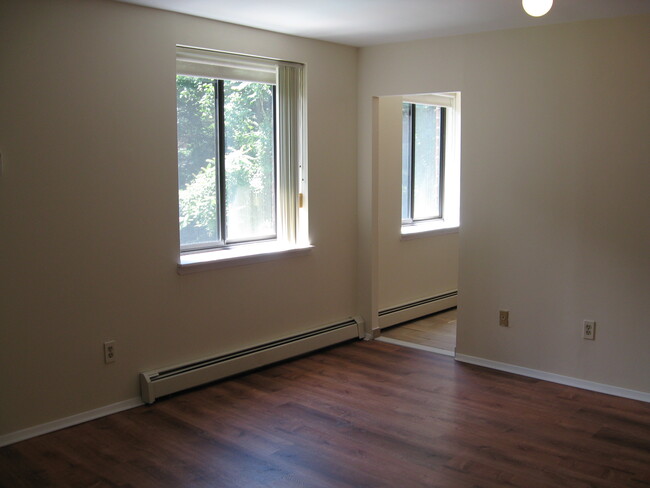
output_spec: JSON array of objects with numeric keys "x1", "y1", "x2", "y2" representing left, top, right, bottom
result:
[
  {"x1": 413, "y1": 104, "x2": 442, "y2": 220},
  {"x1": 177, "y1": 76, "x2": 218, "y2": 247},
  {"x1": 402, "y1": 103, "x2": 412, "y2": 221},
  {"x1": 223, "y1": 80, "x2": 276, "y2": 242}
]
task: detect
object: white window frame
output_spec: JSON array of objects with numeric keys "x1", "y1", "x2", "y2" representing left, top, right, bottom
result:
[
  {"x1": 175, "y1": 46, "x2": 310, "y2": 273},
  {"x1": 401, "y1": 92, "x2": 460, "y2": 238}
]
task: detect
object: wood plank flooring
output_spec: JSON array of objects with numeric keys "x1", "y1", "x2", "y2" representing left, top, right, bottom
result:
[
  {"x1": 381, "y1": 308, "x2": 457, "y2": 351},
  {"x1": 1, "y1": 340, "x2": 649, "y2": 487}
]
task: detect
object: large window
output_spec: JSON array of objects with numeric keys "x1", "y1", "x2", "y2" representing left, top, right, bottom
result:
[
  {"x1": 401, "y1": 93, "x2": 460, "y2": 235},
  {"x1": 176, "y1": 47, "x2": 305, "y2": 255}
]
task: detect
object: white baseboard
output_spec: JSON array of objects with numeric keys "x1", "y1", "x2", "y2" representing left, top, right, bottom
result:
[
  {"x1": 455, "y1": 354, "x2": 650, "y2": 403},
  {"x1": 378, "y1": 291, "x2": 457, "y2": 329},
  {"x1": 0, "y1": 397, "x2": 144, "y2": 447},
  {"x1": 376, "y1": 336, "x2": 455, "y2": 357}
]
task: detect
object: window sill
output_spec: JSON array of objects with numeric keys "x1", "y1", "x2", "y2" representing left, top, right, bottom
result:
[
  {"x1": 178, "y1": 242, "x2": 313, "y2": 275},
  {"x1": 401, "y1": 221, "x2": 459, "y2": 240}
]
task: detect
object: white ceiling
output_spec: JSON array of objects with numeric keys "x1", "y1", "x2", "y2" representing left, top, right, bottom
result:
[{"x1": 116, "y1": 0, "x2": 650, "y2": 47}]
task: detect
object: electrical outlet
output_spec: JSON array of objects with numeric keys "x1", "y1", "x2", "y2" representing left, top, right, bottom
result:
[
  {"x1": 583, "y1": 321, "x2": 596, "y2": 340},
  {"x1": 499, "y1": 310, "x2": 510, "y2": 327},
  {"x1": 104, "y1": 340, "x2": 116, "y2": 363}
]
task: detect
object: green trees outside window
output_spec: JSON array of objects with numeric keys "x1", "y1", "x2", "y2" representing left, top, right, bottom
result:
[{"x1": 177, "y1": 75, "x2": 275, "y2": 248}]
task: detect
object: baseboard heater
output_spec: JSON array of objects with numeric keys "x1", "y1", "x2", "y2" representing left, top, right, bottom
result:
[
  {"x1": 139, "y1": 317, "x2": 364, "y2": 404},
  {"x1": 378, "y1": 290, "x2": 457, "y2": 329}
]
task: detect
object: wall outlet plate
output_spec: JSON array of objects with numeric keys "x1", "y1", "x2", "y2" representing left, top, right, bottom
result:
[
  {"x1": 499, "y1": 310, "x2": 509, "y2": 327},
  {"x1": 104, "y1": 340, "x2": 116, "y2": 363},
  {"x1": 583, "y1": 320, "x2": 596, "y2": 340}
]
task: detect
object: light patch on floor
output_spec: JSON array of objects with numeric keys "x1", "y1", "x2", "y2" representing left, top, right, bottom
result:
[
  {"x1": 375, "y1": 336, "x2": 455, "y2": 356},
  {"x1": 379, "y1": 307, "x2": 456, "y2": 354}
]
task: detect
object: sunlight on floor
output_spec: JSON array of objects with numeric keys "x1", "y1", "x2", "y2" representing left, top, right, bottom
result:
[{"x1": 377, "y1": 307, "x2": 456, "y2": 355}]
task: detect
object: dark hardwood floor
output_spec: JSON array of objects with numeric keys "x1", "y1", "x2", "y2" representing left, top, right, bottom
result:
[{"x1": 1, "y1": 340, "x2": 649, "y2": 487}]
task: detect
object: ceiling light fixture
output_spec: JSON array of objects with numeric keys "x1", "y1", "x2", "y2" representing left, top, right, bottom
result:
[{"x1": 522, "y1": 0, "x2": 553, "y2": 17}]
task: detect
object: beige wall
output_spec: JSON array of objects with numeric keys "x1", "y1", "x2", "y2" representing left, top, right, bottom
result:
[
  {"x1": 360, "y1": 15, "x2": 650, "y2": 392},
  {"x1": 377, "y1": 96, "x2": 459, "y2": 310},
  {"x1": 0, "y1": 0, "x2": 358, "y2": 435}
]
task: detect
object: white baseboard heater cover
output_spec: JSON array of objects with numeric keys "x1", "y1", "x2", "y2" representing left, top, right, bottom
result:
[
  {"x1": 139, "y1": 317, "x2": 364, "y2": 404},
  {"x1": 378, "y1": 291, "x2": 457, "y2": 329}
]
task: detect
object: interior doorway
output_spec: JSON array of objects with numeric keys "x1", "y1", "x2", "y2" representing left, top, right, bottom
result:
[{"x1": 374, "y1": 91, "x2": 461, "y2": 357}]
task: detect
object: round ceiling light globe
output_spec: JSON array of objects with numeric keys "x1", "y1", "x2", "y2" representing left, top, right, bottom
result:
[{"x1": 522, "y1": 0, "x2": 553, "y2": 17}]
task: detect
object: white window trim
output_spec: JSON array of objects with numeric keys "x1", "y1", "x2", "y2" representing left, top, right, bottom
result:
[
  {"x1": 401, "y1": 91, "x2": 460, "y2": 238},
  {"x1": 178, "y1": 242, "x2": 313, "y2": 274},
  {"x1": 175, "y1": 46, "x2": 308, "y2": 272},
  {"x1": 401, "y1": 223, "x2": 459, "y2": 240}
]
